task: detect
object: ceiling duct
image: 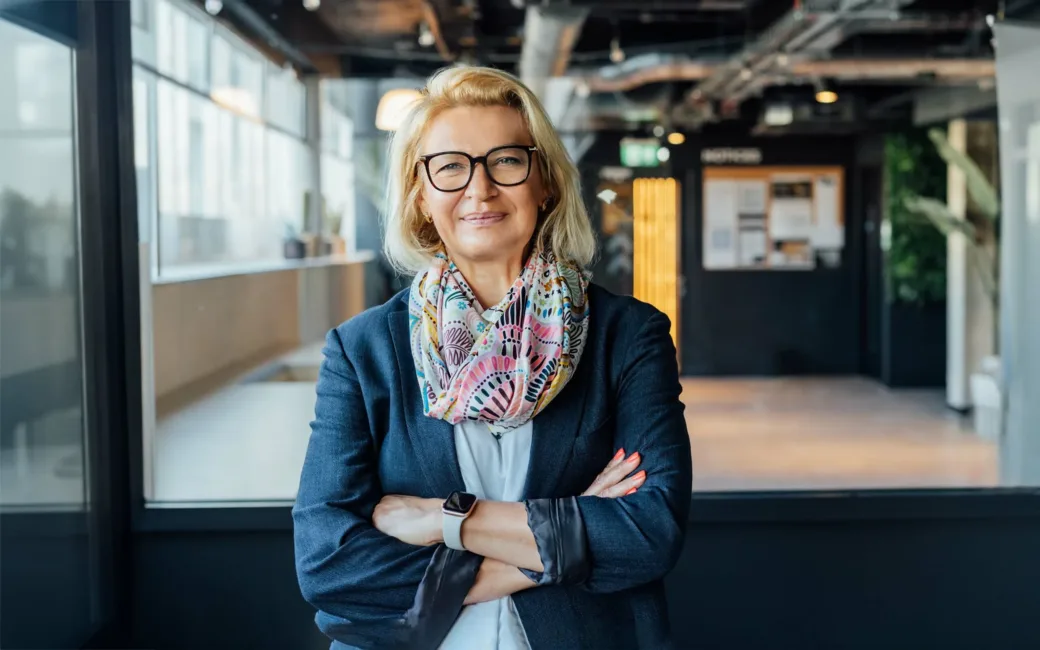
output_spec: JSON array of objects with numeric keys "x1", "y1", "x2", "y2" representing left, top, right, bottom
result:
[
  {"x1": 687, "y1": 0, "x2": 916, "y2": 113},
  {"x1": 568, "y1": 0, "x2": 1003, "y2": 128},
  {"x1": 517, "y1": 5, "x2": 589, "y2": 100},
  {"x1": 576, "y1": 57, "x2": 994, "y2": 93}
]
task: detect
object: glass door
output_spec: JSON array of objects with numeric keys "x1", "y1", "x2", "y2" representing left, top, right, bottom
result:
[{"x1": 0, "y1": 8, "x2": 111, "y2": 648}]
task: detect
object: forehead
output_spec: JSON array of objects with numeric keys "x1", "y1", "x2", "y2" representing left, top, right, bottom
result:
[{"x1": 421, "y1": 105, "x2": 532, "y2": 155}]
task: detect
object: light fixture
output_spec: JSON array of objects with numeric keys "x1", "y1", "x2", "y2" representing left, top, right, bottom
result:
[
  {"x1": 211, "y1": 87, "x2": 258, "y2": 116},
  {"x1": 596, "y1": 188, "x2": 618, "y2": 204},
  {"x1": 667, "y1": 132, "x2": 685, "y2": 145},
  {"x1": 986, "y1": 13, "x2": 995, "y2": 27},
  {"x1": 609, "y1": 37, "x2": 625, "y2": 64},
  {"x1": 303, "y1": 0, "x2": 320, "y2": 11},
  {"x1": 652, "y1": 125, "x2": 665, "y2": 138},
  {"x1": 204, "y1": 0, "x2": 223, "y2": 15},
  {"x1": 815, "y1": 89, "x2": 838, "y2": 104},
  {"x1": 375, "y1": 88, "x2": 422, "y2": 131},
  {"x1": 764, "y1": 103, "x2": 794, "y2": 126},
  {"x1": 656, "y1": 147, "x2": 670, "y2": 163},
  {"x1": 418, "y1": 22, "x2": 434, "y2": 47}
]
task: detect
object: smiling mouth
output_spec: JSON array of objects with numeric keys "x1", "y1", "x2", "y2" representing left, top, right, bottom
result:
[{"x1": 462, "y1": 212, "x2": 507, "y2": 225}]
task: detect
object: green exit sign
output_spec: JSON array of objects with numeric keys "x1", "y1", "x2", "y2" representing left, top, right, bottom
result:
[{"x1": 620, "y1": 138, "x2": 660, "y2": 167}]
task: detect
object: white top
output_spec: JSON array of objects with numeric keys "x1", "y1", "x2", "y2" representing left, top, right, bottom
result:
[{"x1": 437, "y1": 419, "x2": 534, "y2": 650}]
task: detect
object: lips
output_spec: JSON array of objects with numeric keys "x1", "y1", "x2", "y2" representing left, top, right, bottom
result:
[{"x1": 462, "y1": 211, "x2": 507, "y2": 225}]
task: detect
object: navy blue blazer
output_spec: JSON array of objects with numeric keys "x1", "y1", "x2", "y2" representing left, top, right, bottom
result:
[{"x1": 293, "y1": 283, "x2": 692, "y2": 650}]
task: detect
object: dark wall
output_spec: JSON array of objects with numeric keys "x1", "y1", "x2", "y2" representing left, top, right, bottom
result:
[
  {"x1": 128, "y1": 500, "x2": 1040, "y2": 650},
  {"x1": 671, "y1": 130, "x2": 867, "y2": 376}
]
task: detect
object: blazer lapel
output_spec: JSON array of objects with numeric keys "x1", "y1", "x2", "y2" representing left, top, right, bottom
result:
[
  {"x1": 522, "y1": 362, "x2": 591, "y2": 500},
  {"x1": 388, "y1": 310, "x2": 466, "y2": 498}
]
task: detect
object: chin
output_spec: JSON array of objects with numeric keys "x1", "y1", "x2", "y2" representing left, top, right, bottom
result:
[{"x1": 455, "y1": 238, "x2": 527, "y2": 264}]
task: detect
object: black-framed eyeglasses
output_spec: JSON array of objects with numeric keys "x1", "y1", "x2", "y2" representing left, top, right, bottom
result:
[{"x1": 419, "y1": 144, "x2": 538, "y2": 192}]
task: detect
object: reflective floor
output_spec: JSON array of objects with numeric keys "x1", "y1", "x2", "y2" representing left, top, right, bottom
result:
[
  {"x1": 117, "y1": 359, "x2": 1007, "y2": 504},
  {"x1": 685, "y1": 377, "x2": 998, "y2": 492}
]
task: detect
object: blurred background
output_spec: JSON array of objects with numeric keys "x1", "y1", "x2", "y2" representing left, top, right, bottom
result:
[{"x1": 2, "y1": 0, "x2": 1039, "y2": 648}]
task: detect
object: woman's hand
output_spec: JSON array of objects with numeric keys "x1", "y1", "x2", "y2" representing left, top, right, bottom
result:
[
  {"x1": 464, "y1": 558, "x2": 537, "y2": 605},
  {"x1": 581, "y1": 449, "x2": 646, "y2": 498},
  {"x1": 372, "y1": 495, "x2": 444, "y2": 546}
]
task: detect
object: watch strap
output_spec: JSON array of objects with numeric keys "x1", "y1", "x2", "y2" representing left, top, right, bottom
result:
[{"x1": 442, "y1": 511, "x2": 466, "y2": 551}]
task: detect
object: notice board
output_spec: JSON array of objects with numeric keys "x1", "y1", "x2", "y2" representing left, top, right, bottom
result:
[{"x1": 702, "y1": 166, "x2": 844, "y2": 271}]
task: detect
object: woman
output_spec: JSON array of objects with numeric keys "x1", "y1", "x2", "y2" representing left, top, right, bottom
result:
[{"x1": 293, "y1": 65, "x2": 692, "y2": 650}]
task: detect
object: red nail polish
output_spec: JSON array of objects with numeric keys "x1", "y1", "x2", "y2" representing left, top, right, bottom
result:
[
  {"x1": 625, "y1": 487, "x2": 637, "y2": 496},
  {"x1": 613, "y1": 449, "x2": 625, "y2": 461},
  {"x1": 635, "y1": 471, "x2": 647, "y2": 481},
  {"x1": 627, "y1": 452, "x2": 640, "y2": 464}
]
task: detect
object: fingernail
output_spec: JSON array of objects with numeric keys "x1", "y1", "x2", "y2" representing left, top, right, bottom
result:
[
  {"x1": 625, "y1": 487, "x2": 637, "y2": 496},
  {"x1": 634, "y1": 470, "x2": 647, "y2": 482},
  {"x1": 627, "y1": 452, "x2": 640, "y2": 464},
  {"x1": 613, "y1": 449, "x2": 625, "y2": 461}
]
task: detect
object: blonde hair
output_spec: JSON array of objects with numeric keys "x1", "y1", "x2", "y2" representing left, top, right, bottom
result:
[{"x1": 382, "y1": 65, "x2": 597, "y2": 275}]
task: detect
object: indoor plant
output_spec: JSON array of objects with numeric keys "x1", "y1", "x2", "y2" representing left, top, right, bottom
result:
[{"x1": 903, "y1": 127, "x2": 1002, "y2": 436}]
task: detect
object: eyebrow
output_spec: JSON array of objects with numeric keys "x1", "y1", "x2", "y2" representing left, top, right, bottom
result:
[{"x1": 418, "y1": 143, "x2": 535, "y2": 157}]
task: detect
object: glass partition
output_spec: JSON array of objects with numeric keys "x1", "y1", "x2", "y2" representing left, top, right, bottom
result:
[{"x1": 0, "y1": 15, "x2": 98, "y2": 648}]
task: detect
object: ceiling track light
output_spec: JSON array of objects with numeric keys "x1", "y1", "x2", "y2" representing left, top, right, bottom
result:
[
  {"x1": 303, "y1": 0, "x2": 320, "y2": 11},
  {"x1": 418, "y1": 22, "x2": 434, "y2": 47},
  {"x1": 609, "y1": 37, "x2": 625, "y2": 64}
]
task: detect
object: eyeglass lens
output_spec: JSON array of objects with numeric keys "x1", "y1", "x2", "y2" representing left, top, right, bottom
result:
[{"x1": 426, "y1": 147, "x2": 531, "y2": 191}]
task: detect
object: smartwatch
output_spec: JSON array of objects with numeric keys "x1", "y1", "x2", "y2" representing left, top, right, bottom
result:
[{"x1": 441, "y1": 491, "x2": 478, "y2": 551}]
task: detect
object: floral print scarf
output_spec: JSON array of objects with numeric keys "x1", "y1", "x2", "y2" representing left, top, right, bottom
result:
[{"x1": 408, "y1": 250, "x2": 590, "y2": 437}]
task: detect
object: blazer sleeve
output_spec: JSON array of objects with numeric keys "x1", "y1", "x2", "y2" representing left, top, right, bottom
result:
[
  {"x1": 524, "y1": 309, "x2": 692, "y2": 593},
  {"x1": 292, "y1": 327, "x2": 482, "y2": 649}
]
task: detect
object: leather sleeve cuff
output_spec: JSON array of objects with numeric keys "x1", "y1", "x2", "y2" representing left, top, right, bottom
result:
[
  {"x1": 519, "y1": 497, "x2": 590, "y2": 586},
  {"x1": 402, "y1": 545, "x2": 483, "y2": 648}
]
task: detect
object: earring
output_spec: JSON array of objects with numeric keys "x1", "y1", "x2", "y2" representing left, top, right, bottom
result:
[
  {"x1": 540, "y1": 197, "x2": 552, "y2": 212},
  {"x1": 423, "y1": 211, "x2": 433, "y2": 223}
]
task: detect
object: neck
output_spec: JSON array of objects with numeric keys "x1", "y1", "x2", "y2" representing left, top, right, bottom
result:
[{"x1": 453, "y1": 254, "x2": 525, "y2": 309}]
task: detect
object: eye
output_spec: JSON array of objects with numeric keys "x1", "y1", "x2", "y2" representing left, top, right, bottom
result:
[
  {"x1": 436, "y1": 162, "x2": 464, "y2": 173},
  {"x1": 492, "y1": 155, "x2": 522, "y2": 166}
]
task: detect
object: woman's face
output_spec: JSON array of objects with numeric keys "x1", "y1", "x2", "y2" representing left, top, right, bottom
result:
[{"x1": 418, "y1": 105, "x2": 548, "y2": 268}]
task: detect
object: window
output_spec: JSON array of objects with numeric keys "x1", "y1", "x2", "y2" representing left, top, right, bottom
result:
[
  {"x1": 267, "y1": 62, "x2": 306, "y2": 138},
  {"x1": 267, "y1": 129, "x2": 310, "y2": 240},
  {"x1": 211, "y1": 32, "x2": 263, "y2": 119},
  {"x1": 133, "y1": 0, "x2": 314, "y2": 275},
  {"x1": 155, "y1": 0, "x2": 209, "y2": 91}
]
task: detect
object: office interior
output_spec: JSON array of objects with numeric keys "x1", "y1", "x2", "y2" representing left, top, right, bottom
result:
[{"x1": 1, "y1": 0, "x2": 1039, "y2": 648}]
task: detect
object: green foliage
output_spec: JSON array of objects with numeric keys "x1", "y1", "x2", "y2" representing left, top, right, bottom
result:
[
  {"x1": 901, "y1": 127, "x2": 1001, "y2": 312},
  {"x1": 884, "y1": 130, "x2": 949, "y2": 304}
]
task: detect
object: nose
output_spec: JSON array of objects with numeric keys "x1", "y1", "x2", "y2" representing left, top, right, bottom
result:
[{"x1": 465, "y1": 161, "x2": 497, "y2": 201}]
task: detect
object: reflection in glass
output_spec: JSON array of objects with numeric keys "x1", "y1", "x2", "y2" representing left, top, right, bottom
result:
[
  {"x1": 0, "y1": 18, "x2": 85, "y2": 512},
  {"x1": 0, "y1": 17, "x2": 96, "y2": 648},
  {"x1": 994, "y1": 22, "x2": 1040, "y2": 486}
]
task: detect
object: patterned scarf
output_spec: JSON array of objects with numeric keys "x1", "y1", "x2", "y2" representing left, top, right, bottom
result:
[{"x1": 408, "y1": 250, "x2": 591, "y2": 436}]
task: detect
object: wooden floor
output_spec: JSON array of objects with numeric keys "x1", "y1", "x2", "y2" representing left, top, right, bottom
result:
[{"x1": 683, "y1": 377, "x2": 999, "y2": 492}]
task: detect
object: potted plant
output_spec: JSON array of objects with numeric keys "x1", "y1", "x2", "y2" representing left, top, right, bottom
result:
[
  {"x1": 903, "y1": 127, "x2": 1002, "y2": 437},
  {"x1": 324, "y1": 197, "x2": 347, "y2": 256},
  {"x1": 283, "y1": 223, "x2": 306, "y2": 260}
]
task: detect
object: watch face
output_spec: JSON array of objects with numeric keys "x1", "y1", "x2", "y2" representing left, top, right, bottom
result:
[{"x1": 444, "y1": 491, "x2": 477, "y2": 515}]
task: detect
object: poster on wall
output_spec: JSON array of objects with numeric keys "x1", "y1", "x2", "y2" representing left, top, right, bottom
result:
[
  {"x1": 736, "y1": 181, "x2": 768, "y2": 267},
  {"x1": 768, "y1": 176, "x2": 815, "y2": 268},
  {"x1": 703, "y1": 179, "x2": 738, "y2": 269},
  {"x1": 811, "y1": 173, "x2": 843, "y2": 254},
  {"x1": 702, "y1": 165, "x2": 845, "y2": 271}
]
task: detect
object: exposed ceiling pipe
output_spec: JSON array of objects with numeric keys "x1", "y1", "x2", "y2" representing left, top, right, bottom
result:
[
  {"x1": 673, "y1": 0, "x2": 921, "y2": 120},
  {"x1": 419, "y1": 1, "x2": 455, "y2": 62},
  {"x1": 220, "y1": 0, "x2": 316, "y2": 73},
  {"x1": 577, "y1": 57, "x2": 994, "y2": 93},
  {"x1": 518, "y1": 5, "x2": 589, "y2": 99}
]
